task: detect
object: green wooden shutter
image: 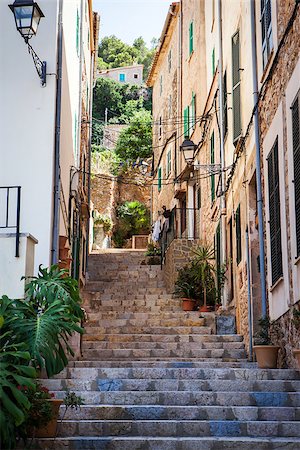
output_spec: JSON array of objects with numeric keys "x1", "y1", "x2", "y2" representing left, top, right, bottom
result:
[
  {"x1": 236, "y1": 204, "x2": 242, "y2": 264},
  {"x1": 232, "y1": 31, "x2": 241, "y2": 143},
  {"x1": 292, "y1": 94, "x2": 300, "y2": 256},
  {"x1": 210, "y1": 132, "x2": 215, "y2": 203},
  {"x1": 184, "y1": 106, "x2": 190, "y2": 138},
  {"x1": 158, "y1": 167, "x2": 162, "y2": 192},
  {"x1": 191, "y1": 93, "x2": 196, "y2": 130},
  {"x1": 267, "y1": 139, "x2": 283, "y2": 284},
  {"x1": 189, "y1": 22, "x2": 194, "y2": 55},
  {"x1": 212, "y1": 48, "x2": 215, "y2": 76}
]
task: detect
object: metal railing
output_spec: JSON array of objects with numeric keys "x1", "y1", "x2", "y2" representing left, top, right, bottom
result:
[{"x1": 0, "y1": 186, "x2": 21, "y2": 257}]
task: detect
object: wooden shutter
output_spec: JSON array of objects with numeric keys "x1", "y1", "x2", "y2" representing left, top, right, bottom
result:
[
  {"x1": 158, "y1": 167, "x2": 162, "y2": 192},
  {"x1": 183, "y1": 107, "x2": 190, "y2": 137},
  {"x1": 232, "y1": 31, "x2": 241, "y2": 143},
  {"x1": 236, "y1": 204, "x2": 242, "y2": 264},
  {"x1": 191, "y1": 93, "x2": 196, "y2": 129},
  {"x1": 210, "y1": 132, "x2": 215, "y2": 203},
  {"x1": 292, "y1": 94, "x2": 300, "y2": 256},
  {"x1": 267, "y1": 139, "x2": 283, "y2": 285},
  {"x1": 261, "y1": 0, "x2": 273, "y2": 68},
  {"x1": 189, "y1": 22, "x2": 194, "y2": 55}
]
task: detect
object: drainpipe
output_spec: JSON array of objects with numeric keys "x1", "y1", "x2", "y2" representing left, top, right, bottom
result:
[
  {"x1": 250, "y1": 0, "x2": 267, "y2": 318},
  {"x1": 246, "y1": 226, "x2": 253, "y2": 361},
  {"x1": 51, "y1": 0, "x2": 63, "y2": 265},
  {"x1": 217, "y1": 0, "x2": 227, "y2": 306}
]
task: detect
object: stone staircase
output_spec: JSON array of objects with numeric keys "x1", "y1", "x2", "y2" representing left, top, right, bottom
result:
[{"x1": 38, "y1": 250, "x2": 300, "y2": 449}]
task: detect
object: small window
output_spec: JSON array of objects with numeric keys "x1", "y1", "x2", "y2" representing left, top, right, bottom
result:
[
  {"x1": 183, "y1": 106, "x2": 190, "y2": 138},
  {"x1": 197, "y1": 187, "x2": 201, "y2": 209},
  {"x1": 134, "y1": 73, "x2": 138, "y2": 79},
  {"x1": 261, "y1": 0, "x2": 273, "y2": 69},
  {"x1": 292, "y1": 92, "x2": 300, "y2": 256},
  {"x1": 168, "y1": 50, "x2": 172, "y2": 72},
  {"x1": 189, "y1": 21, "x2": 194, "y2": 56},
  {"x1": 119, "y1": 73, "x2": 126, "y2": 82},
  {"x1": 158, "y1": 167, "x2": 162, "y2": 192},
  {"x1": 166, "y1": 150, "x2": 171, "y2": 178},
  {"x1": 235, "y1": 204, "x2": 242, "y2": 264},
  {"x1": 232, "y1": 30, "x2": 242, "y2": 143}
]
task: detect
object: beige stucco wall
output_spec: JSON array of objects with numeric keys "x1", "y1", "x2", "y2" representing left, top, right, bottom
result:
[{"x1": 97, "y1": 65, "x2": 144, "y2": 86}]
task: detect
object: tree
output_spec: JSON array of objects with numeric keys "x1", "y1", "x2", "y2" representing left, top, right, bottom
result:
[{"x1": 115, "y1": 110, "x2": 152, "y2": 161}]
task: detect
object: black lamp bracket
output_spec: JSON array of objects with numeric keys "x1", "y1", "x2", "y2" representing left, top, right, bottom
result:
[{"x1": 27, "y1": 41, "x2": 46, "y2": 87}]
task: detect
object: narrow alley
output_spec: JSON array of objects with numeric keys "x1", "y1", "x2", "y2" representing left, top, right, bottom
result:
[{"x1": 37, "y1": 249, "x2": 300, "y2": 449}]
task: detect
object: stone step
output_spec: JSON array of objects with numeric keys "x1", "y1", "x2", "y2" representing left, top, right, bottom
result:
[
  {"x1": 31, "y1": 436, "x2": 300, "y2": 449},
  {"x1": 83, "y1": 294, "x2": 175, "y2": 302},
  {"x1": 52, "y1": 390, "x2": 300, "y2": 406},
  {"x1": 81, "y1": 341, "x2": 245, "y2": 350},
  {"x1": 66, "y1": 360, "x2": 259, "y2": 369},
  {"x1": 42, "y1": 378, "x2": 300, "y2": 393},
  {"x1": 86, "y1": 311, "x2": 203, "y2": 320},
  {"x1": 84, "y1": 305, "x2": 185, "y2": 313},
  {"x1": 59, "y1": 404, "x2": 300, "y2": 421},
  {"x1": 85, "y1": 282, "x2": 166, "y2": 291},
  {"x1": 82, "y1": 348, "x2": 246, "y2": 360},
  {"x1": 84, "y1": 318, "x2": 207, "y2": 328},
  {"x1": 82, "y1": 334, "x2": 243, "y2": 343},
  {"x1": 82, "y1": 326, "x2": 213, "y2": 335},
  {"x1": 54, "y1": 367, "x2": 299, "y2": 381},
  {"x1": 56, "y1": 419, "x2": 300, "y2": 438}
]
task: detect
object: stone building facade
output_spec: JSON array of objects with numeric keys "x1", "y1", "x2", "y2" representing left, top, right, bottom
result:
[
  {"x1": 257, "y1": 0, "x2": 300, "y2": 367},
  {"x1": 148, "y1": 0, "x2": 300, "y2": 364}
]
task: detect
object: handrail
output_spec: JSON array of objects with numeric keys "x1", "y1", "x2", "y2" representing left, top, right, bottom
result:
[{"x1": 0, "y1": 186, "x2": 21, "y2": 257}]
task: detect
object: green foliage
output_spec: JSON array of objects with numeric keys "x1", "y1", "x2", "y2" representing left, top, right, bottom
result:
[
  {"x1": 113, "y1": 201, "x2": 150, "y2": 248},
  {"x1": 98, "y1": 35, "x2": 157, "y2": 80},
  {"x1": 91, "y1": 147, "x2": 122, "y2": 175},
  {"x1": 63, "y1": 389, "x2": 84, "y2": 411},
  {"x1": 18, "y1": 383, "x2": 53, "y2": 432},
  {"x1": 145, "y1": 242, "x2": 161, "y2": 257},
  {"x1": 93, "y1": 211, "x2": 113, "y2": 233},
  {"x1": 0, "y1": 305, "x2": 36, "y2": 449},
  {"x1": 254, "y1": 317, "x2": 272, "y2": 346},
  {"x1": 115, "y1": 110, "x2": 152, "y2": 161}
]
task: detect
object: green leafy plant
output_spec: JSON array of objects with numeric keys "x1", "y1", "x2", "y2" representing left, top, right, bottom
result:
[
  {"x1": 113, "y1": 201, "x2": 150, "y2": 248},
  {"x1": 254, "y1": 317, "x2": 272, "y2": 345},
  {"x1": 174, "y1": 264, "x2": 199, "y2": 300},
  {"x1": 93, "y1": 211, "x2": 113, "y2": 233},
  {"x1": 145, "y1": 242, "x2": 161, "y2": 257}
]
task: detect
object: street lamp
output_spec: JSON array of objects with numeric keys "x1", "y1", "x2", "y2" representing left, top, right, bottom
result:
[
  {"x1": 180, "y1": 138, "x2": 197, "y2": 165},
  {"x1": 9, "y1": 0, "x2": 47, "y2": 87}
]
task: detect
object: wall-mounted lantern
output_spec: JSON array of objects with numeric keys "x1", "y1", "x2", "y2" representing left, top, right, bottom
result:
[
  {"x1": 180, "y1": 138, "x2": 197, "y2": 165},
  {"x1": 9, "y1": 0, "x2": 47, "y2": 86}
]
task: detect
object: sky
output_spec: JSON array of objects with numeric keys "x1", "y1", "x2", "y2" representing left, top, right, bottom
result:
[{"x1": 93, "y1": 0, "x2": 172, "y2": 47}]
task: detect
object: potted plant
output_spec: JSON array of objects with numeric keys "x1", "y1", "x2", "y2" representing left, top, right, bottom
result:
[
  {"x1": 253, "y1": 317, "x2": 280, "y2": 369},
  {"x1": 174, "y1": 265, "x2": 198, "y2": 311},
  {"x1": 145, "y1": 242, "x2": 161, "y2": 265}
]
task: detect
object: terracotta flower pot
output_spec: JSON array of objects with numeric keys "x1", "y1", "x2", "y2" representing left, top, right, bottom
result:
[
  {"x1": 182, "y1": 298, "x2": 195, "y2": 311},
  {"x1": 34, "y1": 399, "x2": 63, "y2": 438},
  {"x1": 292, "y1": 349, "x2": 300, "y2": 369},
  {"x1": 200, "y1": 305, "x2": 212, "y2": 312},
  {"x1": 253, "y1": 345, "x2": 280, "y2": 369}
]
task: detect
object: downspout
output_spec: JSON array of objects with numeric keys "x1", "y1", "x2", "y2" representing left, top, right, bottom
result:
[
  {"x1": 250, "y1": 0, "x2": 267, "y2": 318},
  {"x1": 51, "y1": 0, "x2": 63, "y2": 265},
  {"x1": 217, "y1": 0, "x2": 227, "y2": 305},
  {"x1": 245, "y1": 226, "x2": 253, "y2": 361}
]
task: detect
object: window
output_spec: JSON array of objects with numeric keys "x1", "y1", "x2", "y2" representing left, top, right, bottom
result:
[
  {"x1": 261, "y1": 0, "x2": 273, "y2": 69},
  {"x1": 119, "y1": 73, "x2": 125, "y2": 82},
  {"x1": 76, "y1": 9, "x2": 80, "y2": 57},
  {"x1": 191, "y1": 93, "x2": 196, "y2": 130},
  {"x1": 160, "y1": 75, "x2": 163, "y2": 95},
  {"x1": 235, "y1": 204, "x2": 242, "y2": 264},
  {"x1": 166, "y1": 150, "x2": 172, "y2": 177},
  {"x1": 183, "y1": 106, "x2": 190, "y2": 137},
  {"x1": 189, "y1": 21, "x2": 194, "y2": 56},
  {"x1": 212, "y1": 48, "x2": 215, "y2": 76},
  {"x1": 168, "y1": 50, "x2": 172, "y2": 72},
  {"x1": 223, "y1": 70, "x2": 228, "y2": 136},
  {"x1": 232, "y1": 30, "x2": 242, "y2": 143},
  {"x1": 292, "y1": 92, "x2": 300, "y2": 256},
  {"x1": 159, "y1": 116, "x2": 162, "y2": 139},
  {"x1": 197, "y1": 187, "x2": 201, "y2": 209},
  {"x1": 158, "y1": 167, "x2": 162, "y2": 192},
  {"x1": 267, "y1": 138, "x2": 283, "y2": 285},
  {"x1": 134, "y1": 73, "x2": 138, "y2": 79},
  {"x1": 210, "y1": 132, "x2": 215, "y2": 203}
]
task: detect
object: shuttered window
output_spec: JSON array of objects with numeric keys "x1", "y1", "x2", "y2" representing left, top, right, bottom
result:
[
  {"x1": 210, "y1": 132, "x2": 215, "y2": 203},
  {"x1": 236, "y1": 204, "x2": 242, "y2": 264},
  {"x1": 158, "y1": 167, "x2": 162, "y2": 192},
  {"x1": 267, "y1": 139, "x2": 283, "y2": 285},
  {"x1": 189, "y1": 22, "x2": 194, "y2": 56},
  {"x1": 223, "y1": 71, "x2": 228, "y2": 136},
  {"x1": 292, "y1": 93, "x2": 300, "y2": 256},
  {"x1": 197, "y1": 187, "x2": 201, "y2": 209},
  {"x1": 261, "y1": 0, "x2": 273, "y2": 69},
  {"x1": 191, "y1": 93, "x2": 196, "y2": 130},
  {"x1": 183, "y1": 106, "x2": 190, "y2": 137},
  {"x1": 232, "y1": 31, "x2": 242, "y2": 143}
]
